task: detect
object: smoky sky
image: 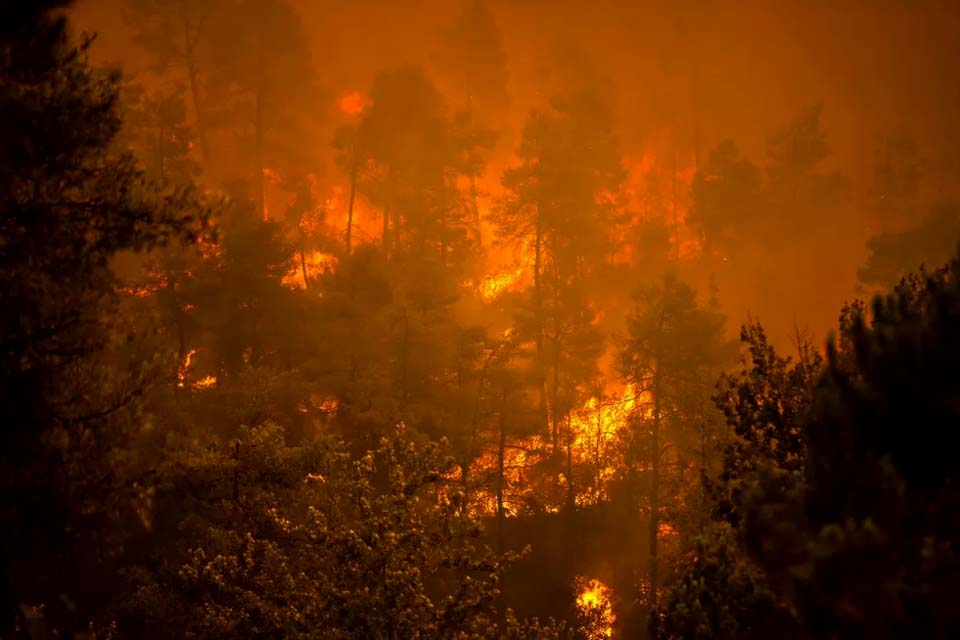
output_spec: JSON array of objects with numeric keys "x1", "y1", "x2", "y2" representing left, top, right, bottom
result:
[{"x1": 71, "y1": 0, "x2": 960, "y2": 345}]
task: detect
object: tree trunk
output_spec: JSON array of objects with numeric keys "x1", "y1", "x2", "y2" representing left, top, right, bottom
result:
[
  {"x1": 179, "y1": 4, "x2": 211, "y2": 165},
  {"x1": 157, "y1": 124, "x2": 165, "y2": 181},
  {"x1": 345, "y1": 159, "x2": 357, "y2": 255},
  {"x1": 253, "y1": 17, "x2": 266, "y2": 219},
  {"x1": 672, "y1": 152, "x2": 680, "y2": 261},
  {"x1": 565, "y1": 416, "x2": 575, "y2": 511},
  {"x1": 533, "y1": 212, "x2": 549, "y2": 445},
  {"x1": 496, "y1": 386, "x2": 508, "y2": 625},
  {"x1": 254, "y1": 85, "x2": 265, "y2": 219},
  {"x1": 470, "y1": 173, "x2": 480, "y2": 226},
  {"x1": 496, "y1": 405, "x2": 507, "y2": 554},
  {"x1": 392, "y1": 207, "x2": 401, "y2": 249},
  {"x1": 648, "y1": 343, "x2": 663, "y2": 630},
  {"x1": 399, "y1": 306, "x2": 409, "y2": 407},
  {"x1": 299, "y1": 248, "x2": 309, "y2": 290},
  {"x1": 382, "y1": 204, "x2": 390, "y2": 250}
]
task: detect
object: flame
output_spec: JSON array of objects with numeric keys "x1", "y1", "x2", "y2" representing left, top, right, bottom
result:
[
  {"x1": 316, "y1": 397, "x2": 338, "y2": 414},
  {"x1": 620, "y1": 147, "x2": 702, "y2": 261},
  {"x1": 262, "y1": 167, "x2": 283, "y2": 185},
  {"x1": 177, "y1": 348, "x2": 198, "y2": 388},
  {"x1": 569, "y1": 384, "x2": 642, "y2": 506},
  {"x1": 477, "y1": 264, "x2": 524, "y2": 301},
  {"x1": 571, "y1": 384, "x2": 636, "y2": 449},
  {"x1": 298, "y1": 394, "x2": 339, "y2": 417},
  {"x1": 191, "y1": 375, "x2": 217, "y2": 391},
  {"x1": 576, "y1": 577, "x2": 615, "y2": 639},
  {"x1": 473, "y1": 237, "x2": 536, "y2": 301},
  {"x1": 197, "y1": 234, "x2": 221, "y2": 259},
  {"x1": 338, "y1": 90, "x2": 368, "y2": 116},
  {"x1": 282, "y1": 251, "x2": 338, "y2": 289}
]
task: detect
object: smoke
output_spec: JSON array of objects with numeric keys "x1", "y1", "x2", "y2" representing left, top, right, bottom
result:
[{"x1": 70, "y1": 0, "x2": 960, "y2": 345}]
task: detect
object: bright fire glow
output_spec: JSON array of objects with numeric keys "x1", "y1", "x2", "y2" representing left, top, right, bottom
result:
[
  {"x1": 478, "y1": 264, "x2": 524, "y2": 301},
  {"x1": 576, "y1": 577, "x2": 615, "y2": 639},
  {"x1": 570, "y1": 384, "x2": 643, "y2": 505},
  {"x1": 191, "y1": 375, "x2": 217, "y2": 391},
  {"x1": 282, "y1": 251, "x2": 338, "y2": 289},
  {"x1": 177, "y1": 348, "x2": 198, "y2": 388},
  {"x1": 338, "y1": 90, "x2": 368, "y2": 116}
]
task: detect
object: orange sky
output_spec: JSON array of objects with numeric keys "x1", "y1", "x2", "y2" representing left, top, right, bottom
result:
[{"x1": 70, "y1": 0, "x2": 960, "y2": 348}]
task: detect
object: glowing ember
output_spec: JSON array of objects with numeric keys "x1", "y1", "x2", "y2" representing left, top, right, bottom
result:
[
  {"x1": 177, "y1": 348, "x2": 198, "y2": 388},
  {"x1": 120, "y1": 281, "x2": 164, "y2": 298},
  {"x1": 576, "y1": 577, "x2": 615, "y2": 639},
  {"x1": 191, "y1": 375, "x2": 217, "y2": 391},
  {"x1": 338, "y1": 90, "x2": 368, "y2": 116},
  {"x1": 317, "y1": 397, "x2": 338, "y2": 414}
]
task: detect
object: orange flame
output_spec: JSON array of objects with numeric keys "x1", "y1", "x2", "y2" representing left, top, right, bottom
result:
[
  {"x1": 177, "y1": 348, "x2": 198, "y2": 388},
  {"x1": 477, "y1": 264, "x2": 524, "y2": 301},
  {"x1": 576, "y1": 577, "x2": 615, "y2": 639},
  {"x1": 191, "y1": 375, "x2": 217, "y2": 391},
  {"x1": 282, "y1": 251, "x2": 338, "y2": 289}
]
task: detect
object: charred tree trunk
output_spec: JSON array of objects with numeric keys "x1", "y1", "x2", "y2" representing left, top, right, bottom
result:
[
  {"x1": 648, "y1": 337, "x2": 664, "y2": 630},
  {"x1": 565, "y1": 416, "x2": 575, "y2": 512},
  {"x1": 253, "y1": 14, "x2": 266, "y2": 220},
  {"x1": 299, "y1": 248, "x2": 309, "y2": 290},
  {"x1": 672, "y1": 152, "x2": 680, "y2": 261},
  {"x1": 496, "y1": 385, "x2": 508, "y2": 625},
  {"x1": 469, "y1": 173, "x2": 480, "y2": 226},
  {"x1": 345, "y1": 159, "x2": 358, "y2": 255},
  {"x1": 533, "y1": 212, "x2": 549, "y2": 446},
  {"x1": 382, "y1": 204, "x2": 390, "y2": 251}
]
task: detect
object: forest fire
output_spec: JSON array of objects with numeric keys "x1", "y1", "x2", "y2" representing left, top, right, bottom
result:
[
  {"x1": 8, "y1": 1, "x2": 959, "y2": 638},
  {"x1": 176, "y1": 348, "x2": 198, "y2": 389},
  {"x1": 191, "y1": 375, "x2": 217, "y2": 391},
  {"x1": 576, "y1": 577, "x2": 616, "y2": 639},
  {"x1": 283, "y1": 250, "x2": 338, "y2": 289},
  {"x1": 477, "y1": 264, "x2": 524, "y2": 300}
]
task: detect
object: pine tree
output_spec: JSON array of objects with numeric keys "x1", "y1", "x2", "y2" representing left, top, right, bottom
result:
[
  {"x1": 744, "y1": 256, "x2": 960, "y2": 638},
  {"x1": 617, "y1": 274, "x2": 733, "y2": 621},
  {"x1": 0, "y1": 1, "x2": 207, "y2": 631}
]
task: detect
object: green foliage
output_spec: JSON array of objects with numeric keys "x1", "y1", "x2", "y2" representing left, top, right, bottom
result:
[
  {"x1": 658, "y1": 320, "x2": 819, "y2": 640},
  {"x1": 744, "y1": 255, "x2": 960, "y2": 638},
  {"x1": 497, "y1": 89, "x2": 624, "y2": 273},
  {"x1": 710, "y1": 322, "x2": 821, "y2": 526},
  {"x1": 0, "y1": 0, "x2": 209, "y2": 631},
  {"x1": 619, "y1": 275, "x2": 733, "y2": 401},
  {"x1": 122, "y1": 425, "x2": 567, "y2": 639},
  {"x1": 657, "y1": 525, "x2": 801, "y2": 640},
  {"x1": 120, "y1": 82, "x2": 200, "y2": 183}
]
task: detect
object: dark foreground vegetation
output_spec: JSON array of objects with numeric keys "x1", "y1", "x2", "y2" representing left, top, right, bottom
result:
[{"x1": 2, "y1": 1, "x2": 959, "y2": 638}]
